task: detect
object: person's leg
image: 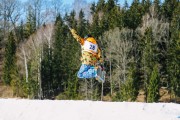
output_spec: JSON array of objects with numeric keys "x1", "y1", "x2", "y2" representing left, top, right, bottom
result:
[
  {"x1": 77, "y1": 64, "x2": 89, "y2": 78},
  {"x1": 77, "y1": 64, "x2": 97, "y2": 79},
  {"x1": 83, "y1": 66, "x2": 97, "y2": 78}
]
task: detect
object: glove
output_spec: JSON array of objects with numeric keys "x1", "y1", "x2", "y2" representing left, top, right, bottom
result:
[
  {"x1": 70, "y1": 29, "x2": 77, "y2": 35},
  {"x1": 99, "y1": 58, "x2": 104, "y2": 63}
]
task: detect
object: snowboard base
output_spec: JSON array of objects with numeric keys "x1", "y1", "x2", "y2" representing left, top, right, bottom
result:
[{"x1": 96, "y1": 67, "x2": 106, "y2": 83}]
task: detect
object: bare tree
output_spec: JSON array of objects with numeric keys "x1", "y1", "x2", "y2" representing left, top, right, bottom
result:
[
  {"x1": 79, "y1": 78, "x2": 100, "y2": 100},
  {"x1": 72, "y1": 0, "x2": 92, "y2": 20},
  {"x1": 103, "y1": 27, "x2": 134, "y2": 94},
  {"x1": 24, "y1": 0, "x2": 43, "y2": 28},
  {"x1": 0, "y1": 0, "x2": 22, "y2": 39},
  {"x1": 51, "y1": 0, "x2": 63, "y2": 16},
  {"x1": 16, "y1": 23, "x2": 54, "y2": 98}
]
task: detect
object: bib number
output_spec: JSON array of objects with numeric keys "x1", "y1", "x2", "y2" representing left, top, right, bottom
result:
[
  {"x1": 90, "y1": 44, "x2": 96, "y2": 50},
  {"x1": 83, "y1": 41, "x2": 98, "y2": 53}
]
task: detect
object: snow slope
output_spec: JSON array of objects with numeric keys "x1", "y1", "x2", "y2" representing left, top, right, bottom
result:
[{"x1": 0, "y1": 99, "x2": 180, "y2": 120}]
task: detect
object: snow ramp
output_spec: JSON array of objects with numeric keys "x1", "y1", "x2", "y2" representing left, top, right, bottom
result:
[{"x1": 0, "y1": 99, "x2": 180, "y2": 120}]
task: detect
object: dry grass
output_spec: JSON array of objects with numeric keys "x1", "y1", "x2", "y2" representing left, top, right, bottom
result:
[
  {"x1": 136, "y1": 90, "x2": 146, "y2": 102},
  {"x1": 0, "y1": 84, "x2": 14, "y2": 98},
  {"x1": 136, "y1": 88, "x2": 180, "y2": 103},
  {"x1": 0, "y1": 83, "x2": 179, "y2": 103}
]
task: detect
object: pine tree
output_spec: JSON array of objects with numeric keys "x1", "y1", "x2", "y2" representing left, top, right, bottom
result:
[
  {"x1": 153, "y1": 0, "x2": 160, "y2": 17},
  {"x1": 41, "y1": 44, "x2": 53, "y2": 98},
  {"x1": 147, "y1": 64, "x2": 160, "y2": 102},
  {"x1": 120, "y1": 64, "x2": 139, "y2": 101},
  {"x1": 108, "y1": 6, "x2": 123, "y2": 29},
  {"x1": 123, "y1": 0, "x2": 144, "y2": 29},
  {"x1": 161, "y1": 0, "x2": 178, "y2": 21},
  {"x1": 123, "y1": 0, "x2": 129, "y2": 10},
  {"x1": 167, "y1": 2, "x2": 180, "y2": 99},
  {"x1": 24, "y1": 5, "x2": 36, "y2": 39},
  {"x1": 90, "y1": 13, "x2": 101, "y2": 38},
  {"x1": 142, "y1": 0, "x2": 152, "y2": 13},
  {"x1": 10, "y1": 67, "x2": 21, "y2": 97},
  {"x1": 16, "y1": 20, "x2": 25, "y2": 43},
  {"x1": 90, "y1": 2, "x2": 96, "y2": 14},
  {"x1": 53, "y1": 13, "x2": 80, "y2": 99},
  {"x1": 41, "y1": 14, "x2": 68, "y2": 98},
  {"x1": 104, "y1": 0, "x2": 119, "y2": 29},
  {"x1": 65, "y1": 10, "x2": 77, "y2": 29},
  {"x1": 53, "y1": 14, "x2": 65, "y2": 93},
  {"x1": 3, "y1": 32, "x2": 16, "y2": 85},
  {"x1": 141, "y1": 27, "x2": 155, "y2": 102},
  {"x1": 97, "y1": 0, "x2": 105, "y2": 11},
  {"x1": 64, "y1": 13, "x2": 83, "y2": 99},
  {"x1": 77, "y1": 9, "x2": 87, "y2": 37},
  {"x1": 106, "y1": 0, "x2": 115, "y2": 11}
]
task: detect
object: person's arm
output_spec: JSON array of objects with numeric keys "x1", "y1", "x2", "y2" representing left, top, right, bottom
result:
[{"x1": 70, "y1": 29, "x2": 84, "y2": 45}]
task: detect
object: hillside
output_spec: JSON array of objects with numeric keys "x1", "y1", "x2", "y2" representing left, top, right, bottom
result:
[
  {"x1": 0, "y1": 0, "x2": 179, "y2": 102},
  {"x1": 0, "y1": 99, "x2": 180, "y2": 120}
]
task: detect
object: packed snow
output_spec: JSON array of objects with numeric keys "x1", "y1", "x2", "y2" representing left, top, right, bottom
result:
[{"x1": 0, "y1": 99, "x2": 180, "y2": 120}]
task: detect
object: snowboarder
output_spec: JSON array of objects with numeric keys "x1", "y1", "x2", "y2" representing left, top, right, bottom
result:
[{"x1": 70, "y1": 28, "x2": 105, "y2": 82}]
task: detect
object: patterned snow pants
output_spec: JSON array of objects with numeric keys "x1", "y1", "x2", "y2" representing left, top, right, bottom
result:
[{"x1": 77, "y1": 64, "x2": 97, "y2": 79}]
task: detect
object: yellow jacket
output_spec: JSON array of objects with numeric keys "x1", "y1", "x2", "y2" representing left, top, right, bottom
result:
[{"x1": 70, "y1": 29, "x2": 102, "y2": 66}]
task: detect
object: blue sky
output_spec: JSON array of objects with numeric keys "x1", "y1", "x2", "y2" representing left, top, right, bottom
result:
[
  {"x1": 62, "y1": 0, "x2": 133, "y2": 6},
  {"x1": 20, "y1": 0, "x2": 165, "y2": 6},
  {"x1": 64, "y1": 0, "x2": 166, "y2": 6},
  {"x1": 20, "y1": 0, "x2": 134, "y2": 6}
]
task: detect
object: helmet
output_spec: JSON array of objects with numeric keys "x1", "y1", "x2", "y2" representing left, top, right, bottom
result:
[
  {"x1": 84, "y1": 34, "x2": 92, "y2": 39},
  {"x1": 84, "y1": 34, "x2": 97, "y2": 44}
]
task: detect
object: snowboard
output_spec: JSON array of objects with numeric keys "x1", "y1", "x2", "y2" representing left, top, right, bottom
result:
[{"x1": 96, "y1": 65, "x2": 106, "y2": 83}]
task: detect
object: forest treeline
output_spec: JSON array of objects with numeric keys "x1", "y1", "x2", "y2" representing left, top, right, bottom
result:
[{"x1": 0, "y1": 0, "x2": 179, "y2": 102}]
